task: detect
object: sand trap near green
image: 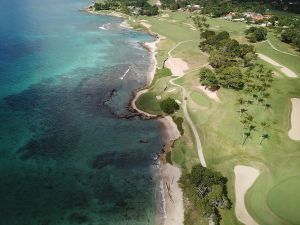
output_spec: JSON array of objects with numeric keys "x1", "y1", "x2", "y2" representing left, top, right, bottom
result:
[
  {"x1": 234, "y1": 165, "x2": 260, "y2": 225},
  {"x1": 267, "y1": 176, "x2": 300, "y2": 224},
  {"x1": 288, "y1": 98, "x2": 300, "y2": 141}
]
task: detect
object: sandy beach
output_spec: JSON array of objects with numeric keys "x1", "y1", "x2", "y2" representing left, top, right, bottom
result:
[
  {"x1": 158, "y1": 115, "x2": 184, "y2": 225},
  {"x1": 234, "y1": 165, "x2": 260, "y2": 225},
  {"x1": 161, "y1": 163, "x2": 184, "y2": 225},
  {"x1": 288, "y1": 98, "x2": 300, "y2": 140}
]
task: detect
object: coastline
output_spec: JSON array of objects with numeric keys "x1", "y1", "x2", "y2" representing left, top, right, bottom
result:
[
  {"x1": 86, "y1": 7, "x2": 185, "y2": 225},
  {"x1": 158, "y1": 116, "x2": 184, "y2": 225}
]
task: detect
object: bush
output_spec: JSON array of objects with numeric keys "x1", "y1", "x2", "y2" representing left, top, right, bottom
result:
[
  {"x1": 160, "y1": 97, "x2": 179, "y2": 114},
  {"x1": 172, "y1": 116, "x2": 184, "y2": 135},
  {"x1": 180, "y1": 164, "x2": 231, "y2": 225},
  {"x1": 245, "y1": 27, "x2": 267, "y2": 42}
]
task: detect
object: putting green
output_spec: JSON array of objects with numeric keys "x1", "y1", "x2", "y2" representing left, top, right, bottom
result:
[{"x1": 267, "y1": 176, "x2": 300, "y2": 225}]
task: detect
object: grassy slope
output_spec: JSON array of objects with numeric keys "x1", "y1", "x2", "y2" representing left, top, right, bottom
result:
[
  {"x1": 130, "y1": 10, "x2": 300, "y2": 225},
  {"x1": 255, "y1": 35, "x2": 300, "y2": 75}
]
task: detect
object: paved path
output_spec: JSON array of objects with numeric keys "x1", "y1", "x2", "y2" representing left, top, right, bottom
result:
[
  {"x1": 167, "y1": 41, "x2": 207, "y2": 167},
  {"x1": 263, "y1": 39, "x2": 299, "y2": 57},
  {"x1": 258, "y1": 53, "x2": 298, "y2": 78}
]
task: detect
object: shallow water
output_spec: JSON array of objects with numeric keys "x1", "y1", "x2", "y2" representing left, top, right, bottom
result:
[{"x1": 0, "y1": 0, "x2": 164, "y2": 224}]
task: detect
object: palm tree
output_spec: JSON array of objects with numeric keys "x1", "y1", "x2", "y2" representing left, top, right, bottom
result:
[
  {"x1": 258, "y1": 98, "x2": 265, "y2": 105},
  {"x1": 264, "y1": 103, "x2": 271, "y2": 110},
  {"x1": 192, "y1": 16, "x2": 209, "y2": 34},
  {"x1": 236, "y1": 97, "x2": 246, "y2": 117},
  {"x1": 259, "y1": 121, "x2": 270, "y2": 144},
  {"x1": 242, "y1": 131, "x2": 251, "y2": 146},
  {"x1": 259, "y1": 133, "x2": 269, "y2": 144},
  {"x1": 252, "y1": 93, "x2": 259, "y2": 104},
  {"x1": 262, "y1": 92, "x2": 270, "y2": 99},
  {"x1": 237, "y1": 108, "x2": 248, "y2": 117}
]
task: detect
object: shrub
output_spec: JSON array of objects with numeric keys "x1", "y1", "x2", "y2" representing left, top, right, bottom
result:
[
  {"x1": 160, "y1": 97, "x2": 179, "y2": 114},
  {"x1": 245, "y1": 27, "x2": 267, "y2": 42},
  {"x1": 172, "y1": 116, "x2": 184, "y2": 135}
]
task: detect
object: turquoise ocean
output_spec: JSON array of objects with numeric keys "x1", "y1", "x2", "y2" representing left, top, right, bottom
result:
[{"x1": 0, "y1": 0, "x2": 164, "y2": 224}]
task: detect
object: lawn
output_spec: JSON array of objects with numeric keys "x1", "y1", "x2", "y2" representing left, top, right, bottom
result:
[
  {"x1": 255, "y1": 35, "x2": 300, "y2": 76},
  {"x1": 267, "y1": 176, "x2": 300, "y2": 224}
]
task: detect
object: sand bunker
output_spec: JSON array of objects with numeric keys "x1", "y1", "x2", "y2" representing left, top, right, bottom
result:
[
  {"x1": 140, "y1": 22, "x2": 151, "y2": 28},
  {"x1": 258, "y1": 54, "x2": 297, "y2": 78},
  {"x1": 197, "y1": 85, "x2": 220, "y2": 102},
  {"x1": 183, "y1": 23, "x2": 197, "y2": 31},
  {"x1": 234, "y1": 165, "x2": 260, "y2": 225},
  {"x1": 161, "y1": 13, "x2": 170, "y2": 18},
  {"x1": 162, "y1": 163, "x2": 184, "y2": 225},
  {"x1": 165, "y1": 58, "x2": 189, "y2": 76},
  {"x1": 288, "y1": 98, "x2": 300, "y2": 141}
]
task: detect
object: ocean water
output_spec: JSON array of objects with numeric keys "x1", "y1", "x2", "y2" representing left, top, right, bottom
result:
[{"x1": 0, "y1": 0, "x2": 164, "y2": 224}]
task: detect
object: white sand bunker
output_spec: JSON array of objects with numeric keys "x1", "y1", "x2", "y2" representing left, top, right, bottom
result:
[
  {"x1": 197, "y1": 85, "x2": 220, "y2": 102},
  {"x1": 288, "y1": 98, "x2": 300, "y2": 141},
  {"x1": 161, "y1": 13, "x2": 170, "y2": 18},
  {"x1": 162, "y1": 163, "x2": 184, "y2": 225},
  {"x1": 258, "y1": 54, "x2": 297, "y2": 78},
  {"x1": 234, "y1": 165, "x2": 260, "y2": 225},
  {"x1": 183, "y1": 23, "x2": 197, "y2": 31},
  {"x1": 140, "y1": 21, "x2": 151, "y2": 28},
  {"x1": 165, "y1": 58, "x2": 189, "y2": 76}
]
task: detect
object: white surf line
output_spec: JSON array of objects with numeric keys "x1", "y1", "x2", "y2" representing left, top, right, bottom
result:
[
  {"x1": 234, "y1": 165, "x2": 260, "y2": 225},
  {"x1": 264, "y1": 39, "x2": 299, "y2": 57},
  {"x1": 98, "y1": 23, "x2": 110, "y2": 30},
  {"x1": 120, "y1": 66, "x2": 131, "y2": 80},
  {"x1": 257, "y1": 53, "x2": 298, "y2": 78}
]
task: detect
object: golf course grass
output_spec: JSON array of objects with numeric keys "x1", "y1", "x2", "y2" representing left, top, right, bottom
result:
[
  {"x1": 130, "y1": 10, "x2": 300, "y2": 225},
  {"x1": 267, "y1": 176, "x2": 300, "y2": 224}
]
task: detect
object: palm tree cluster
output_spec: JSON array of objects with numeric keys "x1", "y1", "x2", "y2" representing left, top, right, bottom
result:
[
  {"x1": 236, "y1": 65, "x2": 273, "y2": 146},
  {"x1": 193, "y1": 16, "x2": 274, "y2": 146}
]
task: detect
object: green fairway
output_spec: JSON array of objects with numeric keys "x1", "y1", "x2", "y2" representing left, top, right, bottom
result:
[
  {"x1": 255, "y1": 35, "x2": 300, "y2": 76},
  {"x1": 267, "y1": 176, "x2": 300, "y2": 224}
]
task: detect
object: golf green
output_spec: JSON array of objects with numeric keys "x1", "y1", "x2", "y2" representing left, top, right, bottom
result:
[{"x1": 267, "y1": 176, "x2": 300, "y2": 225}]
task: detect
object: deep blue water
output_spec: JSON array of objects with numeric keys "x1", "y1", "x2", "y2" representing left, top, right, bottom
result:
[{"x1": 0, "y1": 0, "x2": 163, "y2": 224}]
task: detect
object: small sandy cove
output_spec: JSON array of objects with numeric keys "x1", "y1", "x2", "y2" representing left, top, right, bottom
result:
[
  {"x1": 165, "y1": 58, "x2": 189, "y2": 76},
  {"x1": 161, "y1": 163, "x2": 184, "y2": 225},
  {"x1": 158, "y1": 116, "x2": 181, "y2": 141},
  {"x1": 234, "y1": 165, "x2": 260, "y2": 225},
  {"x1": 258, "y1": 54, "x2": 297, "y2": 78},
  {"x1": 288, "y1": 98, "x2": 300, "y2": 141}
]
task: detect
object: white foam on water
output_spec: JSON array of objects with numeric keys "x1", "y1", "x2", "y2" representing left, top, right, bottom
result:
[
  {"x1": 120, "y1": 66, "x2": 131, "y2": 80},
  {"x1": 98, "y1": 23, "x2": 111, "y2": 30}
]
